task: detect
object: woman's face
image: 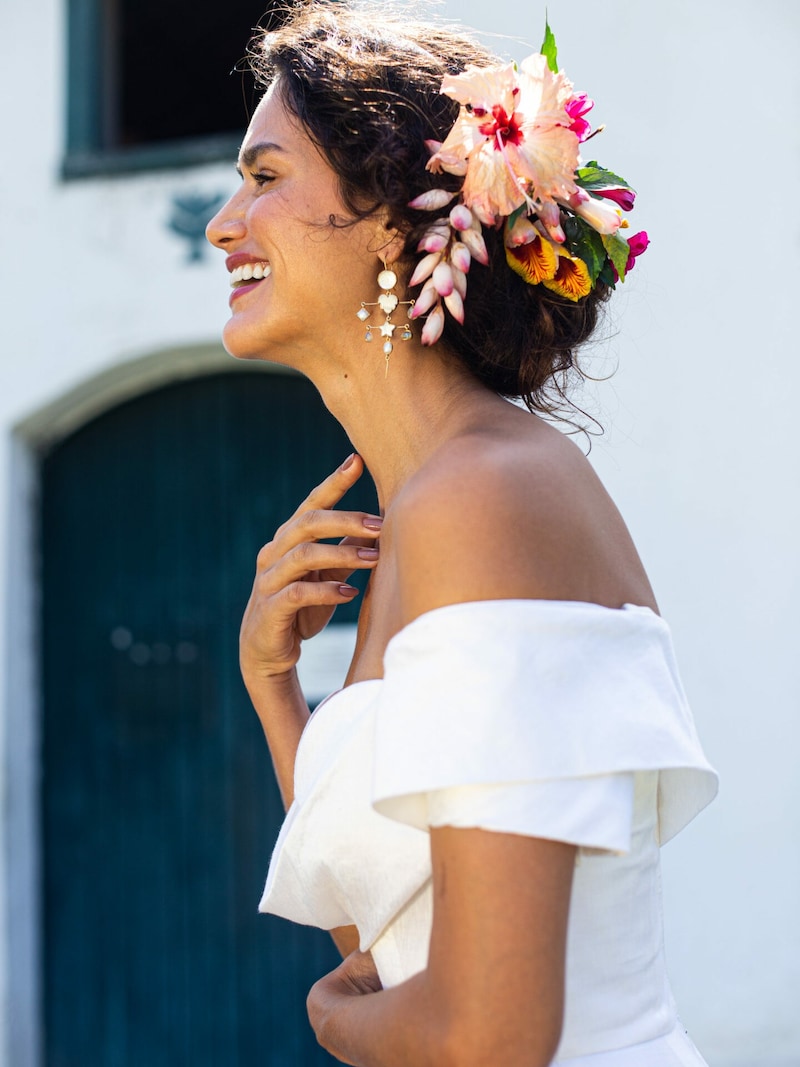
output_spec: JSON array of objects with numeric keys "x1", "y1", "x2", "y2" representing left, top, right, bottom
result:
[{"x1": 206, "y1": 83, "x2": 383, "y2": 364}]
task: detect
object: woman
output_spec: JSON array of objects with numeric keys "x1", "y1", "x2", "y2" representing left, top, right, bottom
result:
[{"x1": 206, "y1": 3, "x2": 718, "y2": 1064}]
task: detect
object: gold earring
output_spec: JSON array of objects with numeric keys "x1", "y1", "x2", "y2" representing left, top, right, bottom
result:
[{"x1": 356, "y1": 259, "x2": 414, "y2": 377}]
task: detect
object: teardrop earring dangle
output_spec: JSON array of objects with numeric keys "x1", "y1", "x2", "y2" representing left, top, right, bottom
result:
[{"x1": 356, "y1": 259, "x2": 414, "y2": 377}]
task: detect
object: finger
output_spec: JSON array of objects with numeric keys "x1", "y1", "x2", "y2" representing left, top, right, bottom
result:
[
  {"x1": 267, "y1": 508, "x2": 383, "y2": 564},
  {"x1": 269, "y1": 580, "x2": 360, "y2": 627},
  {"x1": 263, "y1": 541, "x2": 379, "y2": 592},
  {"x1": 286, "y1": 453, "x2": 369, "y2": 525}
]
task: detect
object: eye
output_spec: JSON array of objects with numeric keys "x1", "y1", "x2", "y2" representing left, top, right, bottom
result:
[{"x1": 251, "y1": 171, "x2": 276, "y2": 186}]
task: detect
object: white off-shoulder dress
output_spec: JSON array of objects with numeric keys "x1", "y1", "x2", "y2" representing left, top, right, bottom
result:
[{"x1": 260, "y1": 600, "x2": 719, "y2": 1065}]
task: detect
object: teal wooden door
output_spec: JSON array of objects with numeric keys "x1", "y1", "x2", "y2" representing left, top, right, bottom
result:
[{"x1": 41, "y1": 371, "x2": 376, "y2": 1066}]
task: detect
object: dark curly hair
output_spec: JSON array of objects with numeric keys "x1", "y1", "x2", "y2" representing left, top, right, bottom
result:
[{"x1": 249, "y1": 0, "x2": 610, "y2": 417}]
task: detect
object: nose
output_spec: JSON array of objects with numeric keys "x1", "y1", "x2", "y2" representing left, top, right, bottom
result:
[{"x1": 206, "y1": 190, "x2": 247, "y2": 249}]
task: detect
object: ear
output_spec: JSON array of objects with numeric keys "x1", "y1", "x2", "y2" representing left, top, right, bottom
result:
[{"x1": 371, "y1": 220, "x2": 407, "y2": 265}]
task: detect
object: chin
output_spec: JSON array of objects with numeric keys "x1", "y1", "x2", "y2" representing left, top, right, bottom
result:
[{"x1": 222, "y1": 319, "x2": 268, "y2": 362}]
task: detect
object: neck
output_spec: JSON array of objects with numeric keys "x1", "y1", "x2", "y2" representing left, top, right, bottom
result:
[{"x1": 302, "y1": 338, "x2": 508, "y2": 510}]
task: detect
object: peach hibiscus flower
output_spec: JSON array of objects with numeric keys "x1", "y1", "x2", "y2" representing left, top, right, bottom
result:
[{"x1": 428, "y1": 56, "x2": 584, "y2": 230}]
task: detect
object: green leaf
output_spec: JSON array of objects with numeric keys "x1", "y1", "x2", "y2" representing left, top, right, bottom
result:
[
  {"x1": 540, "y1": 17, "x2": 559, "y2": 73},
  {"x1": 576, "y1": 163, "x2": 632, "y2": 192},
  {"x1": 563, "y1": 215, "x2": 606, "y2": 284},
  {"x1": 598, "y1": 261, "x2": 617, "y2": 288},
  {"x1": 602, "y1": 232, "x2": 631, "y2": 282},
  {"x1": 506, "y1": 204, "x2": 527, "y2": 231}
]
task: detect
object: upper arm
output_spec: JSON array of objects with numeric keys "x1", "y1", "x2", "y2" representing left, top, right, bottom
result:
[
  {"x1": 427, "y1": 825, "x2": 576, "y2": 1065},
  {"x1": 389, "y1": 447, "x2": 585, "y2": 1061}
]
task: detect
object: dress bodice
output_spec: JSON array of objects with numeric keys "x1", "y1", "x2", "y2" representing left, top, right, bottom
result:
[{"x1": 259, "y1": 600, "x2": 718, "y2": 1065}]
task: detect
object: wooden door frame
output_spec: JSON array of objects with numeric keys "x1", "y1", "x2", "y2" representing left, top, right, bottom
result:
[{"x1": 3, "y1": 345, "x2": 293, "y2": 1067}]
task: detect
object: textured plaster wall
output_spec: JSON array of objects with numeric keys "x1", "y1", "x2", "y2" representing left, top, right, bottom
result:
[{"x1": 1, "y1": 0, "x2": 798, "y2": 1063}]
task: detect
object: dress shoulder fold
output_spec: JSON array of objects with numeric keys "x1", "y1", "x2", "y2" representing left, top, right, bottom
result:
[{"x1": 371, "y1": 600, "x2": 718, "y2": 846}]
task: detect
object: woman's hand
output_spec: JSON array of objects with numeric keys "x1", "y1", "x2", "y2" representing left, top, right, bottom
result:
[
  {"x1": 240, "y1": 453, "x2": 381, "y2": 687},
  {"x1": 307, "y1": 951, "x2": 383, "y2": 1062}
]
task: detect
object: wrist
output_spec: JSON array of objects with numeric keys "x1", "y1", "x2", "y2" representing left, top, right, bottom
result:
[{"x1": 241, "y1": 664, "x2": 307, "y2": 716}]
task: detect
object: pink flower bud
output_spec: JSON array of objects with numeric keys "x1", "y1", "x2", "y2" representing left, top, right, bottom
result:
[
  {"x1": 432, "y1": 261, "x2": 455, "y2": 296},
  {"x1": 505, "y1": 213, "x2": 538, "y2": 248},
  {"x1": 449, "y1": 242, "x2": 471, "y2": 273},
  {"x1": 409, "y1": 251, "x2": 442, "y2": 287},
  {"x1": 627, "y1": 230, "x2": 650, "y2": 258},
  {"x1": 537, "y1": 201, "x2": 565, "y2": 244},
  {"x1": 409, "y1": 279, "x2": 438, "y2": 318},
  {"x1": 443, "y1": 289, "x2": 465, "y2": 324},
  {"x1": 417, "y1": 231, "x2": 449, "y2": 253},
  {"x1": 597, "y1": 187, "x2": 636, "y2": 212},
  {"x1": 565, "y1": 93, "x2": 594, "y2": 142},
  {"x1": 451, "y1": 265, "x2": 467, "y2": 299},
  {"x1": 420, "y1": 305, "x2": 445, "y2": 346},
  {"x1": 408, "y1": 188, "x2": 456, "y2": 211},
  {"x1": 460, "y1": 226, "x2": 489, "y2": 265},
  {"x1": 449, "y1": 204, "x2": 473, "y2": 231}
]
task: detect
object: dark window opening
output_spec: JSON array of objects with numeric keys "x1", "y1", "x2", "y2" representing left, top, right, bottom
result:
[{"x1": 65, "y1": 0, "x2": 264, "y2": 177}]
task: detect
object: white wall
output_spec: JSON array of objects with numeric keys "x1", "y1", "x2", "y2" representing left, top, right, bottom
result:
[
  {"x1": 1, "y1": 0, "x2": 798, "y2": 1063},
  {"x1": 441, "y1": 1, "x2": 799, "y2": 1062}
]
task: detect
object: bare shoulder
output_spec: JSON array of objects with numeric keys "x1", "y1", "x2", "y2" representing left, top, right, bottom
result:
[{"x1": 388, "y1": 416, "x2": 657, "y2": 625}]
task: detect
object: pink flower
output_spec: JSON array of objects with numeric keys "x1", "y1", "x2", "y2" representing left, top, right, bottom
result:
[
  {"x1": 597, "y1": 186, "x2": 636, "y2": 212},
  {"x1": 565, "y1": 93, "x2": 594, "y2": 141},
  {"x1": 612, "y1": 231, "x2": 650, "y2": 281},
  {"x1": 625, "y1": 230, "x2": 649, "y2": 271}
]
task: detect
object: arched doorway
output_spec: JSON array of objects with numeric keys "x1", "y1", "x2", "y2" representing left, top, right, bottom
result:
[{"x1": 40, "y1": 371, "x2": 376, "y2": 1066}]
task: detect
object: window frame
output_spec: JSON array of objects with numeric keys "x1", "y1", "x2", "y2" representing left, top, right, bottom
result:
[{"x1": 64, "y1": 0, "x2": 243, "y2": 179}]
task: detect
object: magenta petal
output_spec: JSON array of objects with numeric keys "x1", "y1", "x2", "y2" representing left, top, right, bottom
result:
[
  {"x1": 566, "y1": 92, "x2": 593, "y2": 120},
  {"x1": 627, "y1": 230, "x2": 650, "y2": 257},
  {"x1": 598, "y1": 187, "x2": 636, "y2": 212}
]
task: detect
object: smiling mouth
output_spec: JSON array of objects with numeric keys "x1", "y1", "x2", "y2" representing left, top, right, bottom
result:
[{"x1": 230, "y1": 262, "x2": 272, "y2": 288}]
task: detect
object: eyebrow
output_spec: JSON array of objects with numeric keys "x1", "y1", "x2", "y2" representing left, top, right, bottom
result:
[{"x1": 236, "y1": 141, "x2": 287, "y2": 174}]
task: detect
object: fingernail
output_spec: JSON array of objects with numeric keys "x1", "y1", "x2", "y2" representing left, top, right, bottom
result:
[
  {"x1": 340, "y1": 453, "x2": 356, "y2": 470},
  {"x1": 362, "y1": 516, "x2": 383, "y2": 531},
  {"x1": 339, "y1": 584, "x2": 359, "y2": 595},
  {"x1": 357, "y1": 547, "x2": 379, "y2": 559}
]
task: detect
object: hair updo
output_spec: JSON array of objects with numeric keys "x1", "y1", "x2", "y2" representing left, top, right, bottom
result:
[{"x1": 249, "y1": 0, "x2": 610, "y2": 417}]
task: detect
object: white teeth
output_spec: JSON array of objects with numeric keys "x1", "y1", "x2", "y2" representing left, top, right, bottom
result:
[{"x1": 229, "y1": 262, "x2": 271, "y2": 286}]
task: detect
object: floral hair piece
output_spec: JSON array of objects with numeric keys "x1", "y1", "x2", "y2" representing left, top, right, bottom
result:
[{"x1": 407, "y1": 21, "x2": 649, "y2": 345}]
